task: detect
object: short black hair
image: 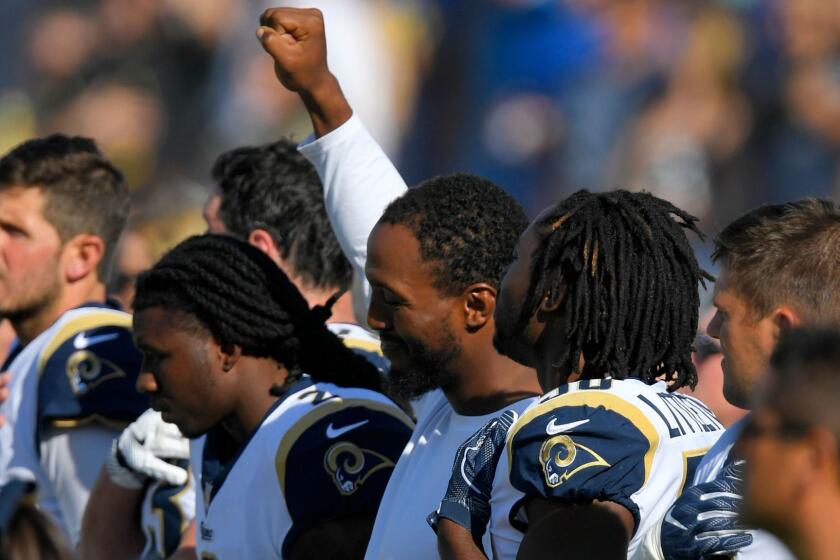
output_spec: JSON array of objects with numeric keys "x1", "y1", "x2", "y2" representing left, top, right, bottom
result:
[
  {"x1": 766, "y1": 328, "x2": 840, "y2": 443},
  {"x1": 522, "y1": 190, "x2": 710, "y2": 390},
  {"x1": 378, "y1": 173, "x2": 529, "y2": 295},
  {"x1": 133, "y1": 234, "x2": 381, "y2": 391},
  {"x1": 211, "y1": 138, "x2": 352, "y2": 292},
  {"x1": 0, "y1": 134, "x2": 129, "y2": 280},
  {"x1": 712, "y1": 198, "x2": 840, "y2": 324}
]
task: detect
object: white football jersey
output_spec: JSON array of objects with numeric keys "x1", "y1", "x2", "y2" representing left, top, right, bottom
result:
[
  {"x1": 508, "y1": 378, "x2": 724, "y2": 558},
  {"x1": 435, "y1": 378, "x2": 725, "y2": 559},
  {"x1": 191, "y1": 379, "x2": 413, "y2": 559},
  {"x1": 0, "y1": 305, "x2": 147, "y2": 541}
]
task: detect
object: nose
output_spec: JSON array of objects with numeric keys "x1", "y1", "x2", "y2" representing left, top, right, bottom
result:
[
  {"x1": 707, "y1": 309, "x2": 722, "y2": 339},
  {"x1": 136, "y1": 370, "x2": 158, "y2": 394},
  {"x1": 366, "y1": 291, "x2": 391, "y2": 333}
]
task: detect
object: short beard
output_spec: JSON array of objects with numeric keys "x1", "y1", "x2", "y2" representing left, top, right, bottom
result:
[
  {"x1": 0, "y1": 284, "x2": 60, "y2": 327},
  {"x1": 385, "y1": 329, "x2": 460, "y2": 402}
]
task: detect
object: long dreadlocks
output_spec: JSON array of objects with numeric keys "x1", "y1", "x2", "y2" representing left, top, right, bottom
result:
[
  {"x1": 132, "y1": 234, "x2": 383, "y2": 394},
  {"x1": 521, "y1": 190, "x2": 711, "y2": 390}
]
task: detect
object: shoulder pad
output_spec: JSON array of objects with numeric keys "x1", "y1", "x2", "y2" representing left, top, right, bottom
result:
[
  {"x1": 508, "y1": 389, "x2": 660, "y2": 529},
  {"x1": 276, "y1": 400, "x2": 412, "y2": 557},
  {"x1": 37, "y1": 310, "x2": 147, "y2": 428}
]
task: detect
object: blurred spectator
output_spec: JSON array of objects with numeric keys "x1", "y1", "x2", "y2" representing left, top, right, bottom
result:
[
  {"x1": 2, "y1": 0, "x2": 839, "y2": 254},
  {"x1": 739, "y1": 328, "x2": 840, "y2": 560}
]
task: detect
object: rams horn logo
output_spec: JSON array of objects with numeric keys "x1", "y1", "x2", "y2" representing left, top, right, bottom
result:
[
  {"x1": 540, "y1": 434, "x2": 610, "y2": 488},
  {"x1": 66, "y1": 350, "x2": 126, "y2": 396},
  {"x1": 323, "y1": 441, "x2": 395, "y2": 496}
]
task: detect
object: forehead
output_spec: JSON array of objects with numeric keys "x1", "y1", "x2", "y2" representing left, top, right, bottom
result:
[
  {"x1": 0, "y1": 186, "x2": 49, "y2": 222},
  {"x1": 366, "y1": 222, "x2": 439, "y2": 291},
  {"x1": 133, "y1": 306, "x2": 205, "y2": 348}
]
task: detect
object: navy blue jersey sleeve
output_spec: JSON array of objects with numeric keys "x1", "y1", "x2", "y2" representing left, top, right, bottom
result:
[
  {"x1": 37, "y1": 312, "x2": 147, "y2": 428},
  {"x1": 428, "y1": 410, "x2": 518, "y2": 541},
  {"x1": 276, "y1": 401, "x2": 413, "y2": 557},
  {"x1": 507, "y1": 391, "x2": 660, "y2": 531}
]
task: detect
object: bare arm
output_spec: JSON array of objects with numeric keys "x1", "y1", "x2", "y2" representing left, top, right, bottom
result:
[
  {"x1": 437, "y1": 518, "x2": 488, "y2": 560},
  {"x1": 78, "y1": 468, "x2": 145, "y2": 560},
  {"x1": 170, "y1": 521, "x2": 197, "y2": 560}
]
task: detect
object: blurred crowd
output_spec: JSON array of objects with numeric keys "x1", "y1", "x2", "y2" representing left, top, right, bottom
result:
[{"x1": 2, "y1": 0, "x2": 840, "y2": 285}]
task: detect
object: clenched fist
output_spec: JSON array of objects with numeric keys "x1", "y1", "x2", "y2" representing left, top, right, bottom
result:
[{"x1": 256, "y1": 7, "x2": 352, "y2": 136}]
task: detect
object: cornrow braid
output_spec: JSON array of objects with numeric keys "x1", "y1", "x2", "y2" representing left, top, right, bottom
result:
[
  {"x1": 133, "y1": 234, "x2": 383, "y2": 393},
  {"x1": 521, "y1": 190, "x2": 711, "y2": 390}
]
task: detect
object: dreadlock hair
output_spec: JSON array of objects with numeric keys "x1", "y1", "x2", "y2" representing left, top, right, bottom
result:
[
  {"x1": 133, "y1": 234, "x2": 382, "y2": 394},
  {"x1": 520, "y1": 189, "x2": 711, "y2": 390},
  {"x1": 379, "y1": 173, "x2": 529, "y2": 295}
]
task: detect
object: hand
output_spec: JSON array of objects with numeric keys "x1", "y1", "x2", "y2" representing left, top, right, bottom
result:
[
  {"x1": 661, "y1": 460, "x2": 753, "y2": 559},
  {"x1": 106, "y1": 409, "x2": 190, "y2": 489},
  {"x1": 0, "y1": 371, "x2": 9, "y2": 427},
  {"x1": 257, "y1": 7, "x2": 332, "y2": 95},
  {"x1": 256, "y1": 7, "x2": 352, "y2": 136}
]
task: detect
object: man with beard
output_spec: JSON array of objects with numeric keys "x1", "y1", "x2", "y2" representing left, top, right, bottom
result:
[
  {"x1": 430, "y1": 190, "x2": 725, "y2": 559},
  {"x1": 257, "y1": 8, "x2": 543, "y2": 558},
  {"x1": 0, "y1": 135, "x2": 147, "y2": 543}
]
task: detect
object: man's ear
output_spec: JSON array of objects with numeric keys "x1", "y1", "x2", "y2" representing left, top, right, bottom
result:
[
  {"x1": 771, "y1": 305, "x2": 802, "y2": 339},
  {"x1": 464, "y1": 283, "x2": 497, "y2": 331},
  {"x1": 218, "y1": 342, "x2": 242, "y2": 373},
  {"x1": 63, "y1": 233, "x2": 105, "y2": 283},
  {"x1": 248, "y1": 228, "x2": 283, "y2": 265},
  {"x1": 538, "y1": 288, "x2": 564, "y2": 313}
]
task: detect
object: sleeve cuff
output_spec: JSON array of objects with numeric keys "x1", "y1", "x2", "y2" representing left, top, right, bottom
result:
[
  {"x1": 297, "y1": 113, "x2": 363, "y2": 158},
  {"x1": 427, "y1": 500, "x2": 486, "y2": 538}
]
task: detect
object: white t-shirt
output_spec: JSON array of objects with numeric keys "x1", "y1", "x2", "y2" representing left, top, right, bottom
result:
[
  {"x1": 365, "y1": 390, "x2": 535, "y2": 559},
  {"x1": 0, "y1": 305, "x2": 147, "y2": 542},
  {"x1": 298, "y1": 113, "x2": 408, "y2": 310},
  {"x1": 690, "y1": 415, "x2": 794, "y2": 560}
]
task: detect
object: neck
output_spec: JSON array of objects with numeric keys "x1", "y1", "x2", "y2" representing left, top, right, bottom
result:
[
  {"x1": 300, "y1": 287, "x2": 357, "y2": 325},
  {"x1": 225, "y1": 359, "x2": 288, "y2": 444},
  {"x1": 12, "y1": 279, "x2": 106, "y2": 346},
  {"x1": 788, "y1": 492, "x2": 840, "y2": 560},
  {"x1": 444, "y1": 329, "x2": 541, "y2": 416}
]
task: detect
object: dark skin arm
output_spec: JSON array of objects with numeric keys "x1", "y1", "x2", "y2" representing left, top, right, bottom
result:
[
  {"x1": 437, "y1": 518, "x2": 488, "y2": 560},
  {"x1": 78, "y1": 468, "x2": 145, "y2": 560},
  {"x1": 526, "y1": 497, "x2": 634, "y2": 539},
  {"x1": 257, "y1": 7, "x2": 352, "y2": 138},
  {"x1": 436, "y1": 499, "x2": 633, "y2": 560}
]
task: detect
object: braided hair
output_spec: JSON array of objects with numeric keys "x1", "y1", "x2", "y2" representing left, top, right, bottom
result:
[
  {"x1": 133, "y1": 234, "x2": 383, "y2": 394},
  {"x1": 521, "y1": 190, "x2": 711, "y2": 390}
]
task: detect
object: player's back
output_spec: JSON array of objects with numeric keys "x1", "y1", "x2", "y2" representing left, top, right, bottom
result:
[
  {"x1": 507, "y1": 377, "x2": 725, "y2": 558},
  {"x1": 191, "y1": 378, "x2": 413, "y2": 559}
]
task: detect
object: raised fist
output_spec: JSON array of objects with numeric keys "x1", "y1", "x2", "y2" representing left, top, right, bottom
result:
[{"x1": 257, "y1": 7, "x2": 332, "y2": 95}]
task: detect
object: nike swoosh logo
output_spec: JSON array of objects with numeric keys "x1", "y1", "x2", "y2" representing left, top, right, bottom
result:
[
  {"x1": 326, "y1": 419, "x2": 369, "y2": 439},
  {"x1": 545, "y1": 418, "x2": 590, "y2": 435},
  {"x1": 73, "y1": 332, "x2": 120, "y2": 350}
]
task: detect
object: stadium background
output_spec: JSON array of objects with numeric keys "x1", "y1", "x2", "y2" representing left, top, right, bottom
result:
[{"x1": 0, "y1": 0, "x2": 838, "y2": 308}]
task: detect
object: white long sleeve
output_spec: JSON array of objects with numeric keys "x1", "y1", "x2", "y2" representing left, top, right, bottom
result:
[{"x1": 298, "y1": 115, "x2": 408, "y2": 309}]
